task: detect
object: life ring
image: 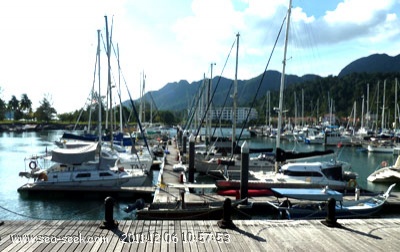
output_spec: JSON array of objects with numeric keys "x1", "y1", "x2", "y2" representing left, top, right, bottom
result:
[
  {"x1": 29, "y1": 161, "x2": 37, "y2": 169},
  {"x1": 348, "y1": 179, "x2": 357, "y2": 188},
  {"x1": 381, "y1": 161, "x2": 388, "y2": 167}
]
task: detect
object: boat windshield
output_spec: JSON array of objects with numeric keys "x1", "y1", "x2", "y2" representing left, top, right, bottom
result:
[{"x1": 321, "y1": 166, "x2": 343, "y2": 180}]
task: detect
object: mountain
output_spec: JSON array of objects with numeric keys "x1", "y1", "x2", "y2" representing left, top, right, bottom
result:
[
  {"x1": 139, "y1": 70, "x2": 319, "y2": 111},
  {"x1": 338, "y1": 53, "x2": 400, "y2": 77},
  {"x1": 131, "y1": 53, "x2": 400, "y2": 112}
]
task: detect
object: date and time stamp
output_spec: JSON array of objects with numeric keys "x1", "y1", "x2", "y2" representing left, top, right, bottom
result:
[
  {"x1": 120, "y1": 231, "x2": 231, "y2": 243},
  {"x1": 1, "y1": 231, "x2": 231, "y2": 244},
  {"x1": 121, "y1": 231, "x2": 231, "y2": 243}
]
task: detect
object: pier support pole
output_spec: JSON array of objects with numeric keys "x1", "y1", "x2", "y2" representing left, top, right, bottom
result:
[
  {"x1": 218, "y1": 198, "x2": 236, "y2": 229},
  {"x1": 177, "y1": 130, "x2": 182, "y2": 149},
  {"x1": 322, "y1": 198, "x2": 338, "y2": 227},
  {"x1": 188, "y1": 134, "x2": 195, "y2": 187},
  {"x1": 240, "y1": 141, "x2": 249, "y2": 205},
  {"x1": 182, "y1": 131, "x2": 187, "y2": 154},
  {"x1": 100, "y1": 197, "x2": 118, "y2": 230}
]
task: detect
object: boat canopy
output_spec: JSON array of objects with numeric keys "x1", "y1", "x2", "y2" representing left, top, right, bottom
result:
[
  {"x1": 271, "y1": 187, "x2": 343, "y2": 201},
  {"x1": 51, "y1": 142, "x2": 98, "y2": 164}
]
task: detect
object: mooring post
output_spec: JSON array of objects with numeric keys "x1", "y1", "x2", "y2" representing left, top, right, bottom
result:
[
  {"x1": 240, "y1": 141, "x2": 249, "y2": 205},
  {"x1": 182, "y1": 133, "x2": 187, "y2": 155},
  {"x1": 100, "y1": 196, "x2": 118, "y2": 229},
  {"x1": 188, "y1": 134, "x2": 195, "y2": 186},
  {"x1": 218, "y1": 198, "x2": 236, "y2": 229},
  {"x1": 177, "y1": 130, "x2": 182, "y2": 149},
  {"x1": 322, "y1": 197, "x2": 337, "y2": 227}
]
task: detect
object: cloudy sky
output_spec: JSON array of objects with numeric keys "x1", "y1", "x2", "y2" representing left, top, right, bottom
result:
[{"x1": 0, "y1": 0, "x2": 399, "y2": 113}]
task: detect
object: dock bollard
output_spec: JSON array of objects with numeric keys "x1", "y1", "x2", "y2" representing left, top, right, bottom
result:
[
  {"x1": 217, "y1": 198, "x2": 236, "y2": 229},
  {"x1": 322, "y1": 198, "x2": 337, "y2": 227},
  {"x1": 100, "y1": 197, "x2": 118, "y2": 229}
]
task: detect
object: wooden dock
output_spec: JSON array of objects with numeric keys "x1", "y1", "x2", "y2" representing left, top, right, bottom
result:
[
  {"x1": 152, "y1": 140, "x2": 228, "y2": 206},
  {"x1": 1, "y1": 218, "x2": 400, "y2": 251},
  {"x1": 149, "y1": 138, "x2": 400, "y2": 217}
]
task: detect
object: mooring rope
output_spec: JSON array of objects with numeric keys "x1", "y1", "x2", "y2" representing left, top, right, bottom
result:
[{"x1": 0, "y1": 203, "x2": 104, "y2": 221}]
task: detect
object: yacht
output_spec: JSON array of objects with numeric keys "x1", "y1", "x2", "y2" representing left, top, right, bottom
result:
[
  {"x1": 217, "y1": 158, "x2": 358, "y2": 192},
  {"x1": 19, "y1": 142, "x2": 148, "y2": 188}
]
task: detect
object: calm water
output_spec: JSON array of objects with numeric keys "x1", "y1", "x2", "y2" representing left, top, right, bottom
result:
[{"x1": 0, "y1": 130, "x2": 398, "y2": 220}]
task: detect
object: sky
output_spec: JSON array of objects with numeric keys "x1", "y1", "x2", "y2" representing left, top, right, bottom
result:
[{"x1": 0, "y1": 0, "x2": 399, "y2": 114}]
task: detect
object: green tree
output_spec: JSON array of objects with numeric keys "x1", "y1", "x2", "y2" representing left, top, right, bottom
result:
[
  {"x1": 35, "y1": 95, "x2": 57, "y2": 122},
  {"x1": 0, "y1": 98, "x2": 5, "y2": 120},
  {"x1": 8, "y1": 95, "x2": 22, "y2": 120},
  {"x1": 20, "y1": 93, "x2": 33, "y2": 120}
]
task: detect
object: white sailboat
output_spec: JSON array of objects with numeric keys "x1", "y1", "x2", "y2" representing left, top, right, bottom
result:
[
  {"x1": 221, "y1": 0, "x2": 357, "y2": 192},
  {"x1": 18, "y1": 17, "x2": 151, "y2": 192}
]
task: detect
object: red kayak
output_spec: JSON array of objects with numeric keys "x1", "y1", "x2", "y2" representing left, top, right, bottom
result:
[{"x1": 217, "y1": 189, "x2": 273, "y2": 197}]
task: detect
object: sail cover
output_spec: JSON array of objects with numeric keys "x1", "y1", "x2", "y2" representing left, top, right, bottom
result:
[{"x1": 51, "y1": 142, "x2": 98, "y2": 164}]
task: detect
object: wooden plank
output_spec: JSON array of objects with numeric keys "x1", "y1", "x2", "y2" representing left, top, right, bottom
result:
[
  {"x1": 185, "y1": 219, "x2": 201, "y2": 251},
  {"x1": 0, "y1": 221, "x2": 21, "y2": 246},
  {"x1": 167, "y1": 220, "x2": 176, "y2": 251},
  {"x1": 144, "y1": 220, "x2": 157, "y2": 252},
  {"x1": 0, "y1": 220, "x2": 46, "y2": 252},
  {"x1": 173, "y1": 220, "x2": 184, "y2": 252},
  {"x1": 75, "y1": 221, "x2": 107, "y2": 252},
  {"x1": 87, "y1": 222, "x2": 112, "y2": 252},
  {"x1": 4, "y1": 218, "x2": 400, "y2": 251},
  {"x1": 39, "y1": 220, "x2": 79, "y2": 252},
  {"x1": 160, "y1": 220, "x2": 169, "y2": 252},
  {"x1": 234, "y1": 220, "x2": 266, "y2": 251},
  {"x1": 125, "y1": 219, "x2": 145, "y2": 251},
  {"x1": 0, "y1": 221, "x2": 29, "y2": 250},
  {"x1": 195, "y1": 220, "x2": 213, "y2": 251},
  {"x1": 201, "y1": 221, "x2": 223, "y2": 252},
  {"x1": 179, "y1": 221, "x2": 191, "y2": 252},
  {"x1": 220, "y1": 221, "x2": 246, "y2": 252},
  {"x1": 137, "y1": 219, "x2": 150, "y2": 251},
  {"x1": 27, "y1": 220, "x2": 65, "y2": 252},
  {"x1": 209, "y1": 220, "x2": 236, "y2": 252}
]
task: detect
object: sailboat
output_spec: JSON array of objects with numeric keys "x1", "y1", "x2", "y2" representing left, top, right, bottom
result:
[
  {"x1": 18, "y1": 18, "x2": 152, "y2": 193},
  {"x1": 194, "y1": 33, "x2": 276, "y2": 175},
  {"x1": 216, "y1": 0, "x2": 357, "y2": 193},
  {"x1": 366, "y1": 79, "x2": 400, "y2": 153}
]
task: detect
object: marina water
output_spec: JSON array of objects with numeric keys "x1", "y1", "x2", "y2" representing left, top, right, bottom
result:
[{"x1": 0, "y1": 129, "x2": 398, "y2": 220}]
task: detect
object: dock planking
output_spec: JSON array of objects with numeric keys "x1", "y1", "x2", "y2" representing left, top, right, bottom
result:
[{"x1": 1, "y1": 219, "x2": 400, "y2": 251}]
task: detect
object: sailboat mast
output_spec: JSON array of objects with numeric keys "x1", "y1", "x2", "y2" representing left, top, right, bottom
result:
[
  {"x1": 97, "y1": 29, "x2": 102, "y2": 145},
  {"x1": 276, "y1": 0, "x2": 292, "y2": 149},
  {"x1": 105, "y1": 16, "x2": 113, "y2": 148},
  {"x1": 381, "y1": 79, "x2": 386, "y2": 131},
  {"x1": 376, "y1": 81, "x2": 380, "y2": 133},
  {"x1": 393, "y1": 78, "x2": 398, "y2": 130},
  {"x1": 117, "y1": 44, "x2": 123, "y2": 133},
  {"x1": 232, "y1": 33, "x2": 239, "y2": 155}
]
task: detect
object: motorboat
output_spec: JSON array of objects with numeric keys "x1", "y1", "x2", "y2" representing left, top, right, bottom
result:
[
  {"x1": 216, "y1": 156, "x2": 358, "y2": 192},
  {"x1": 305, "y1": 129, "x2": 352, "y2": 146},
  {"x1": 266, "y1": 184, "x2": 395, "y2": 219},
  {"x1": 367, "y1": 155, "x2": 400, "y2": 183}
]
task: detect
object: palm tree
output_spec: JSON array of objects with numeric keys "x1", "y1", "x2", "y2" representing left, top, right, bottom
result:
[
  {"x1": 8, "y1": 95, "x2": 21, "y2": 120},
  {"x1": 20, "y1": 94, "x2": 32, "y2": 119}
]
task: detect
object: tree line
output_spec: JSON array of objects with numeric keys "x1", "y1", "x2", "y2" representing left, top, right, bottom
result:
[
  {"x1": 0, "y1": 92, "x2": 56, "y2": 122},
  {"x1": 0, "y1": 89, "x2": 179, "y2": 127},
  {"x1": 250, "y1": 72, "x2": 400, "y2": 129}
]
